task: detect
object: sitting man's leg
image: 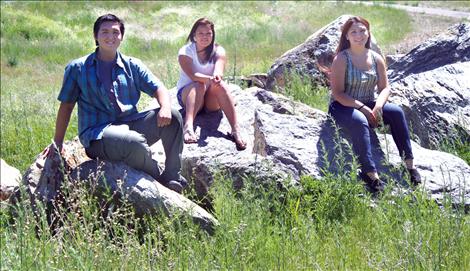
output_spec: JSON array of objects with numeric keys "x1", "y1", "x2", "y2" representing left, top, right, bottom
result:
[
  {"x1": 85, "y1": 108, "x2": 185, "y2": 192},
  {"x1": 86, "y1": 124, "x2": 161, "y2": 180},
  {"x1": 127, "y1": 108, "x2": 186, "y2": 188}
]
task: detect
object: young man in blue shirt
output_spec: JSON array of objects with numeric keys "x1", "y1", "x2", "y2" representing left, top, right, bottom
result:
[{"x1": 52, "y1": 14, "x2": 187, "y2": 193}]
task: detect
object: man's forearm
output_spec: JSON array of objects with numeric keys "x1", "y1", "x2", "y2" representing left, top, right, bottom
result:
[
  {"x1": 54, "y1": 102, "x2": 75, "y2": 146},
  {"x1": 154, "y1": 85, "x2": 171, "y2": 109}
]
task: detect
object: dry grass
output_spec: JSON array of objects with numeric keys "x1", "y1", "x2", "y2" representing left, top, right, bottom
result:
[{"x1": 383, "y1": 13, "x2": 464, "y2": 55}]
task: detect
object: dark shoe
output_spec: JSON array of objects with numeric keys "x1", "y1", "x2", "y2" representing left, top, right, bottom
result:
[
  {"x1": 360, "y1": 172, "x2": 385, "y2": 193},
  {"x1": 176, "y1": 175, "x2": 189, "y2": 190},
  {"x1": 163, "y1": 175, "x2": 189, "y2": 194},
  {"x1": 165, "y1": 180, "x2": 183, "y2": 194},
  {"x1": 407, "y1": 168, "x2": 421, "y2": 185}
]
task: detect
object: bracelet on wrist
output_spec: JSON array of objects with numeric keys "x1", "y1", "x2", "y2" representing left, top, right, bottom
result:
[{"x1": 357, "y1": 104, "x2": 365, "y2": 110}]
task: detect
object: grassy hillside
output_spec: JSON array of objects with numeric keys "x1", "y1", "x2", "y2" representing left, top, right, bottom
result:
[
  {"x1": 1, "y1": 2, "x2": 469, "y2": 270},
  {"x1": 0, "y1": 1, "x2": 414, "y2": 171}
]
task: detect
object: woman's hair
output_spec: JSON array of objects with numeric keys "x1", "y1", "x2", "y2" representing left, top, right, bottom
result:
[
  {"x1": 93, "y1": 14, "x2": 125, "y2": 47},
  {"x1": 186, "y1": 17, "x2": 217, "y2": 63},
  {"x1": 317, "y1": 16, "x2": 372, "y2": 82},
  {"x1": 336, "y1": 16, "x2": 371, "y2": 54}
]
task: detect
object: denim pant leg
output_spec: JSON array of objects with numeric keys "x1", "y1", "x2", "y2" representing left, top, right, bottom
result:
[
  {"x1": 329, "y1": 101, "x2": 376, "y2": 173},
  {"x1": 85, "y1": 124, "x2": 161, "y2": 181},
  {"x1": 382, "y1": 103, "x2": 414, "y2": 160},
  {"x1": 128, "y1": 108, "x2": 184, "y2": 182}
]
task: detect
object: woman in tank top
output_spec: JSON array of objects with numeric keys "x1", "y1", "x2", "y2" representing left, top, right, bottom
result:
[
  {"x1": 326, "y1": 16, "x2": 421, "y2": 192},
  {"x1": 176, "y1": 18, "x2": 246, "y2": 150}
]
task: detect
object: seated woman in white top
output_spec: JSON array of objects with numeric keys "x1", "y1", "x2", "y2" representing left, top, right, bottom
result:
[{"x1": 176, "y1": 17, "x2": 246, "y2": 150}]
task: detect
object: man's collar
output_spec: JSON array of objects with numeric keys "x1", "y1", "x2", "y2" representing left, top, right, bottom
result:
[{"x1": 86, "y1": 49, "x2": 129, "y2": 76}]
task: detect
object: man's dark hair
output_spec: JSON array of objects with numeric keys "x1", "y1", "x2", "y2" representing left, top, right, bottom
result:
[{"x1": 93, "y1": 14, "x2": 125, "y2": 46}]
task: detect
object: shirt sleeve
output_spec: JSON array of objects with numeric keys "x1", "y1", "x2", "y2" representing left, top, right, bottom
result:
[
  {"x1": 131, "y1": 58, "x2": 160, "y2": 97},
  {"x1": 178, "y1": 43, "x2": 194, "y2": 59},
  {"x1": 57, "y1": 62, "x2": 80, "y2": 103},
  {"x1": 216, "y1": 45, "x2": 226, "y2": 57}
]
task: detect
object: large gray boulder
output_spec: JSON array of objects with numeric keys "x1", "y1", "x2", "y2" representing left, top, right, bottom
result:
[
  {"x1": 265, "y1": 14, "x2": 381, "y2": 92},
  {"x1": 1, "y1": 159, "x2": 21, "y2": 201},
  {"x1": 16, "y1": 138, "x2": 218, "y2": 233},
  {"x1": 152, "y1": 86, "x2": 470, "y2": 207},
  {"x1": 387, "y1": 23, "x2": 470, "y2": 148},
  {"x1": 147, "y1": 85, "x2": 289, "y2": 200},
  {"x1": 389, "y1": 61, "x2": 470, "y2": 148},
  {"x1": 388, "y1": 23, "x2": 470, "y2": 82},
  {"x1": 70, "y1": 160, "x2": 218, "y2": 233}
]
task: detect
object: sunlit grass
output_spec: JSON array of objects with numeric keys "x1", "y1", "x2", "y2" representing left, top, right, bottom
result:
[
  {"x1": 1, "y1": 1, "x2": 416, "y2": 171},
  {"x1": 2, "y1": 164, "x2": 469, "y2": 270},
  {"x1": 1, "y1": 3, "x2": 469, "y2": 270}
]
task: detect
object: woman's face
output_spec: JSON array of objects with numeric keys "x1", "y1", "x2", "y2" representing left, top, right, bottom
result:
[
  {"x1": 346, "y1": 22, "x2": 369, "y2": 48},
  {"x1": 194, "y1": 24, "x2": 213, "y2": 48}
]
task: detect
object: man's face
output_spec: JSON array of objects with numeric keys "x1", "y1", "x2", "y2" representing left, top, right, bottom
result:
[{"x1": 95, "y1": 21, "x2": 122, "y2": 52}]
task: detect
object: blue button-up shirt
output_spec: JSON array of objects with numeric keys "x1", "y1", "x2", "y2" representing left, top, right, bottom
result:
[{"x1": 58, "y1": 50, "x2": 160, "y2": 148}]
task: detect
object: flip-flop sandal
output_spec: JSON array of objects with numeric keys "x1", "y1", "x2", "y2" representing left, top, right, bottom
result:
[
  {"x1": 227, "y1": 132, "x2": 247, "y2": 151},
  {"x1": 183, "y1": 128, "x2": 198, "y2": 144}
]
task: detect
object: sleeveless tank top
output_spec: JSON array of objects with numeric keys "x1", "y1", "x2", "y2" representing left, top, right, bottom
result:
[{"x1": 337, "y1": 50, "x2": 378, "y2": 104}]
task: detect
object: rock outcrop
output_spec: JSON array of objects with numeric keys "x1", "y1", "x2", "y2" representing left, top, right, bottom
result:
[
  {"x1": 0, "y1": 159, "x2": 21, "y2": 201},
  {"x1": 71, "y1": 159, "x2": 218, "y2": 233},
  {"x1": 388, "y1": 23, "x2": 470, "y2": 82},
  {"x1": 149, "y1": 85, "x2": 470, "y2": 207},
  {"x1": 265, "y1": 15, "x2": 382, "y2": 92},
  {"x1": 389, "y1": 61, "x2": 470, "y2": 148},
  {"x1": 15, "y1": 139, "x2": 218, "y2": 233},
  {"x1": 387, "y1": 23, "x2": 470, "y2": 148}
]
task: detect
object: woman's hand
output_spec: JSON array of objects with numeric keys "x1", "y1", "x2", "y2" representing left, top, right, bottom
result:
[
  {"x1": 212, "y1": 74, "x2": 222, "y2": 84},
  {"x1": 359, "y1": 105, "x2": 378, "y2": 128},
  {"x1": 372, "y1": 105, "x2": 383, "y2": 125}
]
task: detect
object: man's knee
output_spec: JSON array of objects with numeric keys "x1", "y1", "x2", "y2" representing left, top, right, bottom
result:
[{"x1": 124, "y1": 134, "x2": 152, "y2": 162}]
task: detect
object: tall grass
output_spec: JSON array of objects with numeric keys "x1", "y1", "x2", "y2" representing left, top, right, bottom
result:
[
  {"x1": 1, "y1": 2, "x2": 469, "y2": 270},
  {"x1": 2, "y1": 1, "x2": 415, "y2": 171},
  {"x1": 2, "y1": 166, "x2": 469, "y2": 270}
]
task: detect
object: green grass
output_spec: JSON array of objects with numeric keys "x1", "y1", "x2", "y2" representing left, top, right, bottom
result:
[
  {"x1": 1, "y1": 2, "x2": 469, "y2": 270},
  {"x1": 1, "y1": 1, "x2": 416, "y2": 171},
  {"x1": 2, "y1": 168, "x2": 469, "y2": 270}
]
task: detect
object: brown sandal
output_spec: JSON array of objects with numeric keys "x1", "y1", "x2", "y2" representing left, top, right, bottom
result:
[
  {"x1": 183, "y1": 127, "x2": 198, "y2": 144},
  {"x1": 227, "y1": 131, "x2": 247, "y2": 151}
]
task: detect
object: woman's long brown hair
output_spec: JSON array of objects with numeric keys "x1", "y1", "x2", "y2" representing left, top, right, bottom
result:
[
  {"x1": 317, "y1": 16, "x2": 372, "y2": 81},
  {"x1": 186, "y1": 17, "x2": 217, "y2": 63}
]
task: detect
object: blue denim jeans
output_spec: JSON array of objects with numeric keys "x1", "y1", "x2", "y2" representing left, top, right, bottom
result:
[{"x1": 329, "y1": 101, "x2": 413, "y2": 173}]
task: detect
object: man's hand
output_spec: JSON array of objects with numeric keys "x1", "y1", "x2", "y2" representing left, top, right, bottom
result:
[
  {"x1": 157, "y1": 106, "x2": 172, "y2": 127},
  {"x1": 42, "y1": 140, "x2": 64, "y2": 158}
]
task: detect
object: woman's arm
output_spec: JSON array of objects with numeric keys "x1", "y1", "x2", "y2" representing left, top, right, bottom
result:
[
  {"x1": 178, "y1": 55, "x2": 213, "y2": 85},
  {"x1": 213, "y1": 46, "x2": 226, "y2": 78}
]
